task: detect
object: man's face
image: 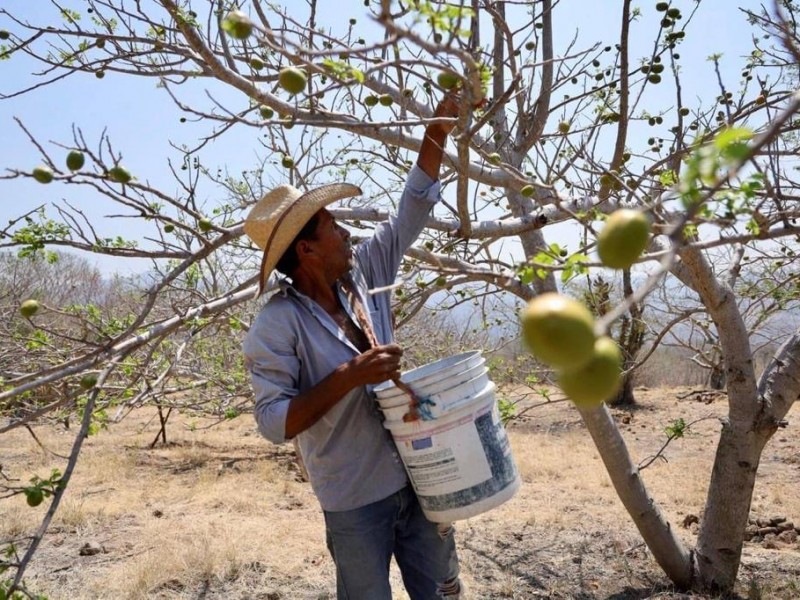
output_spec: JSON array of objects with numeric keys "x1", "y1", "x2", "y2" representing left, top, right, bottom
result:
[{"x1": 308, "y1": 209, "x2": 353, "y2": 277}]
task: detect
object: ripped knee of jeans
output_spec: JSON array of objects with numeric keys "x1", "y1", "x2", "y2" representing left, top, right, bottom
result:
[
  {"x1": 436, "y1": 522, "x2": 454, "y2": 540},
  {"x1": 437, "y1": 576, "x2": 461, "y2": 598}
]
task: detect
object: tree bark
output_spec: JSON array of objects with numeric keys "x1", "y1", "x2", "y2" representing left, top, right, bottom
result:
[
  {"x1": 674, "y1": 248, "x2": 762, "y2": 591},
  {"x1": 575, "y1": 403, "x2": 693, "y2": 588},
  {"x1": 607, "y1": 373, "x2": 636, "y2": 407}
]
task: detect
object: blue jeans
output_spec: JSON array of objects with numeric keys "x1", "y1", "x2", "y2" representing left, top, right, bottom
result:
[{"x1": 323, "y1": 485, "x2": 461, "y2": 599}]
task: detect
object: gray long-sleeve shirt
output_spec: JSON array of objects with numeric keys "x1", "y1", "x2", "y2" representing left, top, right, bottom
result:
[{"x1": 243, "y1": 165, "x2": 440, "y2": 512}]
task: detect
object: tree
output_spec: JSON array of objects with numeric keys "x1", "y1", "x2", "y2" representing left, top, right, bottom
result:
[{"x1": 1, "y1": 0, "x2": 800, "y2": 595}]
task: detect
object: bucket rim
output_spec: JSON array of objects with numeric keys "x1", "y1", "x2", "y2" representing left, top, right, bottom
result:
[
  {"x1": 372, "y1": 350, "x2": 483, "y2": 395},
  {"x1": 376, "y1": 365, "x2": 489, "y2": 409},
  {"x1": 382, "y1": 380, "x2": 496, "y2": 433}
]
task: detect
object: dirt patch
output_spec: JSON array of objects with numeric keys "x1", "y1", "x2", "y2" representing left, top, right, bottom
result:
[{"x1": 2, "y1": 385, "x2": 799, "y2": 599}]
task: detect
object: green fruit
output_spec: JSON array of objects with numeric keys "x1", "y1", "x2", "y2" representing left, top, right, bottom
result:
[
  {"x1": 0, "y1": 30, "x2": 9, "y2": 40},
  {"x1": 436, "y1": 276, "x2": 447, "y2": 286},
  {"x1": 437, "y1": 71, "x2": 460, "y2": 90},
  {"x1": 108, "y1": 166, "x2": 132, "y2": 184},
  {"x1": 679, "y1": 107, "x2": 690, "y2": 116},
  {"x1": 66, "y1": 150, "x2": 85, "y2": 171},
  {"x1": 520, "y1": 293, "x2": 596, "y2": 370},
  {"x1": 597, "y1": 209, "x2": 651, "y2": 269},
  {"x1": 80, "y1": 374, "x2": 98, "y2": 390},
  {"x1": 487, "y1": 153, "x2": 502, "y2": 165},
  {"x1": 281, "y1": 114, "x2": 294, "y2": 129},
  {"x1": 558, "y1": 121, "x2": 571, "y2": 134},
  {"x1": 250, "y1": 56, "x2": 265, "y2": 70},
  {"x1": 520, "y1": 184, "x2": 535, "y2": 197},
  {"x1": 20, "y1": 299, "x2": 40, "y2": 318},
  {"x1": 222, "y1": 10, "x2": 253, "y2": 39},
  {"x1": 379, "y1": 93, "x2": 393, "y2": 106},
  {"x1": 558, "y1": 336, "x2": 622, "y2": 406},
  {"x1": 648, "y1": 74, "x2": 662, "y2": 84},
  {"x1": 364, "y1": 95, "x2": 379, "y2": 107},
  {"x1": 26, "y1": 489, "x2": 44, "y2": 508},
  {"x1": 525, "y1": 41, "x2": 535, "y2": 51},
  {"x1": 259, "y1": 105, "x2": 274, "y2": 119},
  {"x1": 32, "y1": 166, "x2": 53, "y2": 184},
  {"x1": 278, "y1": 67, "x2": 307, "y2": 95},
  {"x1": 164, "y1": 224, "x2": 175, "y2": 233},
  {"x1": 95, "y1": 70, "x2": 105, "y2": 79},
  {"x1": 198, "y1": 218, "x2": 213, "y2": 233},
  {"x1": 281, "y1": 156, "x2": 295, "y2": 168},
  {"x1": 96, "y1": 37, "x2": 106, "y2": 49},
  {"x1": 402, "y1": 88, "x2": 414, "y2": 97},
  {"x1": 655, "y1": 2, "x2": 669, "y2": 11}
]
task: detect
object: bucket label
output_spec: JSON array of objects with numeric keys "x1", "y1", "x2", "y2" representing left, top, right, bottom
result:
[{"x1": 399, "y1": 419, "x2": 492, "y2": 496}]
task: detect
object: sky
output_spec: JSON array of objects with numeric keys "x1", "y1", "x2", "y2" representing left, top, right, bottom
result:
[{"x1": 0, "y1": 0, "x2": 765, "y2": 276}]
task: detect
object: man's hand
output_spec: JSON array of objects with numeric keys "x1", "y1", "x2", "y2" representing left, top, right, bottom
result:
[
  {"x1": 432, "y1": 89, "x2": 462, "y2": 136},
  {"x1": 347, "y1": 344, "x2": 403, "y2": 385}
]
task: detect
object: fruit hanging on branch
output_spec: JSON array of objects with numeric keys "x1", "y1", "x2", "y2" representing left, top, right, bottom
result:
[
  {"x1": 520, "y1": 293, "x2": 597, "y2": 370},
  {"x1": 25, "y1": 488, "x2": 44, "y2": 508},
  {"x1": 557, "y1": 336, "x2": 623, "y2": 406},
  {"x1": 66, "y1": 150, "x2": 85, "y2": 171},
  {"x1": 32, "y1": 166, "x2": 53, "y2": 184},
  {"x1": 80, "y1": 374, "x2": 98, "y2": 390},
  {"x1": 278, "y1": 67, "x2": 307, "y2": 95},
  {"x1": 19, "y1": 299, "x2": 41, "y2": 318},
  {"x1": 596, "y1": 209, "x2": 651, "y2": 269},
  {"x1": 198, "y1": 217, "x2": 213, "y2": 233},
  {"x1": 221, "y1": 11, "x2": 253, "y2": 39},
  {"x1": 437, "y1": 71, "x2": 460, "y2": 90},
  {"x1": 108, "y1": 165, "x2": 132, "y2": 184}
]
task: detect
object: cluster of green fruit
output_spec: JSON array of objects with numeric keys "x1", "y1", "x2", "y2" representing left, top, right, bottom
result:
[
  {"x1": 31, "y1": 151, "x2": 132, "y2": 185},
  {"x1": 363, "y1": 93, "x2": 394, "y2": 107},
  {"x1": 518, "y1": 209, "x2": 651, "y2": 406},
  {"x1": 521, "y1": 293, "x2": 622, "y2": 406}
]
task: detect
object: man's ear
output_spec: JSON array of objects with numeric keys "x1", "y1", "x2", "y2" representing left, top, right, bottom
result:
[{"x1": 295, "y1": 239, "x2": 315, "y2": 261}]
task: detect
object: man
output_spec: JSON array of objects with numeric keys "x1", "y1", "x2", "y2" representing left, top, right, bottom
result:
[{"x1": 242, "y1": 92, "x2": 462, "y2": 599}]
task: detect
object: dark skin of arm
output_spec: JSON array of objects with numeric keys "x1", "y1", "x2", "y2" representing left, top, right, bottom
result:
[{"x1": 283, "y1": 92, "x2": 462, "y2": 439}]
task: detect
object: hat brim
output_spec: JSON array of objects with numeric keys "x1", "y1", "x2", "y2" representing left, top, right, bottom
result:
[{"x1": 244, "y1": 182, "x2": 362, "y2": 292}]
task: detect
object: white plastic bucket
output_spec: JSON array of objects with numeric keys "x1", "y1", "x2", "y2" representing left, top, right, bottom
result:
[
  {"x1": 378, "y1": 366, "x2": 491, "y2": 422},
  {"x1": 383, "y1": 381, "x2": 520, "y2": 523},
  {"x1": 373, "y1": 350, "x2": 484, "y2": 401}
]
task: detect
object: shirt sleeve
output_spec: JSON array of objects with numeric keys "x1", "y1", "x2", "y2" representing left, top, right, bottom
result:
[
  {"x1": 355, "y1": 164, "x2": 440, "y2": 289},
  {"x1": 242, "y1": 302, "x2": 299, "y2": 444}
]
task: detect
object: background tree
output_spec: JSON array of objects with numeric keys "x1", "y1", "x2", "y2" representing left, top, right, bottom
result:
[{"x1": 1, "y1": 0, "x2": 800, "y2": 595}]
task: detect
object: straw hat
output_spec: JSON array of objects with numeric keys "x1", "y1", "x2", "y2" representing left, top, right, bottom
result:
[{"x1": 244, "y1": 182, "x2": 362, "y2": 291}]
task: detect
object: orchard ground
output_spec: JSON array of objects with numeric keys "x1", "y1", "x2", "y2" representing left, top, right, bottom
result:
[{"x1": 2, "y1": 385, "x2": 799, "y2": 599}]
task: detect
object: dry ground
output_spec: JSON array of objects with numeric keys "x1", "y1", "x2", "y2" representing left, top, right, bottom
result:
[{"x1": 2, "y1": 386, "x2": 799, "y2": 599}]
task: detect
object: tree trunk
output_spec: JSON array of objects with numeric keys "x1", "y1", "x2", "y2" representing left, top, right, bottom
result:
[
  {"x1": 708, "y1": 364, "x2": 726, "y2": 390},
  {"x1": 694, "y1": 420, "x2": 768, "y2": 590},
  {"x1": 694, "y1": 332, "x2": 800, "y2": 587},
  {"x1": 673, "y1": 249, "x2": 762, "y2": 591},
  {"x1": 575, "y1": 403, "x2": 693, "y2": 588},
  {"x1": 607, "y1": 373, "x2": 636, "y2": 407}
]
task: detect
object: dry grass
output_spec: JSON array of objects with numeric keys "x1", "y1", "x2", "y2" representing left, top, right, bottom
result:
[{"x1": 2, "y1": 386, "x2": 799, "y2": 599}]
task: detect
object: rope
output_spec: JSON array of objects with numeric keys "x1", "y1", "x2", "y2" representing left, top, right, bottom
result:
[{"x1": 341, "y1": 276, "x2": 429, "y2": 422}]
